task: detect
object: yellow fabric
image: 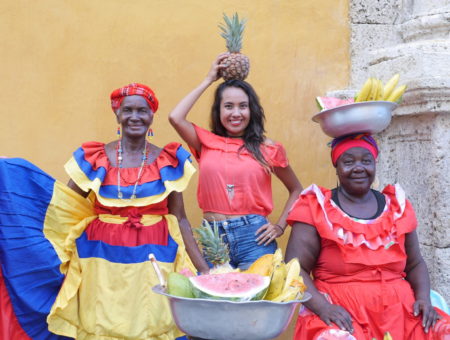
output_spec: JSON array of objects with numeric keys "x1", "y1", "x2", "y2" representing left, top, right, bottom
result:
[
  {"x1": 64, "y1": 157, "x2": 196, "y2": 208},
  {"x1": 47, "y1": 213, "x2": 195, "y2": 339},
  {"x1": 42, "y1": 176, "x2": 197, "y2": 338}
]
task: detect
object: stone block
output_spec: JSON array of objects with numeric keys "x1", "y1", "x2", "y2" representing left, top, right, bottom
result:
[{"x1": 350, "y1": 0, "x2": 404, "y2": 24}]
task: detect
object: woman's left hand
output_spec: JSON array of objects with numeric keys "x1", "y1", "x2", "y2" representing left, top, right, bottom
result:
[
  {"x1": 255, "y1": 223, "x2": 284, "y2": 246},
  {"x1": 413, "y1": 299, "x2": 440, "y2": 333}
]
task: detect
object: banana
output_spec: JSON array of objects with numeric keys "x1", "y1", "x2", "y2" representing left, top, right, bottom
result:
[
  {"x1": 272, "y1": 278, "x2": 305, "y2": 302},
  {"x1": 376, "y1": 79, "x2": 384, "y2": 100},
  {"x1": 244, "y1": 253, "x2": 273, "y2": 276},
  {"x1": 382, "y1": 73, "x2": 400, "y2": 100},
  {"x1": 264, "y1": 262, "x2": 287, "y2": 300},
  {"x1": 383, "y1": 332, "x2": 393, "y2": 340},
  {"x1": 355, "y1": 77, "x2": 373, "y2": 102},
  {"x1": 283, "y1": 257, "x2": 301, "y2": 292},
  {"x1": 367, "y1": 77, "x2": 379, "y2": 101},
  {"x1": 386, "y1": 84, "x2": 407, "y2": 102},
  {"x1": 271, "y1": 287, "x2": 298, "y2": 302}
]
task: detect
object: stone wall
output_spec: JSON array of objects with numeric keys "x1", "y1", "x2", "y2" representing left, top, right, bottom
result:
[{"x1": 350, "y1": 0, "x2": 450, "y2": 300}]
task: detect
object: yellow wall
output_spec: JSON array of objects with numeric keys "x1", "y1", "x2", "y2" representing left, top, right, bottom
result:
[{"x1": 0, "y1": 1, "x2": 348, "y2": 338}]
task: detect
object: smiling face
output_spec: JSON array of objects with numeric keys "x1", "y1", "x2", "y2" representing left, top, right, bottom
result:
[
  {"x1": 115, "y1": 95, "x2": 153, "y2": 139},
  {"x1": 219, "y1": 87, "x2": 251, "y2": 137},
  {"x1": 336, "y1": 147, "x2": 376, "y2": 195}
]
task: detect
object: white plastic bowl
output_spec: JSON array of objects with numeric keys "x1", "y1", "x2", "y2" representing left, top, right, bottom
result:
[
  {"x1": 153, "y1": 285, "x2": 311, "y2": 340},
  {"x1": 312, "y1": 101, "x2": 397, "y2": 138}
]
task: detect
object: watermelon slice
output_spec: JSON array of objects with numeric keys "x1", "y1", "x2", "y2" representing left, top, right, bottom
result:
[
  {"x1": 189, "y1": 272, "x2": 270, "y2": 302},
  {"x1": 316, "y1": 97, "x2": 354, "y2": 111}
]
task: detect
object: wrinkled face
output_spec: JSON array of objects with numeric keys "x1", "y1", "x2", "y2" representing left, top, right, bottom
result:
[
  {"x1": 115, "y1": 95, "x2": 153, "y2": 138},
  {"x1": 219, "y1": 87, "x2": 251, "y2": 137},
  {"x1": 336, "y1": 147, "x2": 376, "y2": 195}
]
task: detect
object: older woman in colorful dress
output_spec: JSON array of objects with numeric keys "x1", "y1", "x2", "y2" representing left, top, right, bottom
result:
[
  {"x1": 0, "y1": 83, "x2": 208, "y2": 339},
  {"x1": 285, "y1": 134, "x2": 450, "y2": 340}
]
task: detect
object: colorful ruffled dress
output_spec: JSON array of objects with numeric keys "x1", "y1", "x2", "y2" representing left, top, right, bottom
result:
[
  {"x1": 0, "y1": 142, "x2": 197, "y2": 340},
  {"x1": 287, "y1": 184, "x2": 450, "y2": 340}
]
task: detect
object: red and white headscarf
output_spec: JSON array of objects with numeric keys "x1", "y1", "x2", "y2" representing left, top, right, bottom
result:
[
  {"x1": 331, "y1": 133, "x2": 379, "y2": 167},
  {"x1": 110, "y1": 83, "x2": 159, "y2": 113}
]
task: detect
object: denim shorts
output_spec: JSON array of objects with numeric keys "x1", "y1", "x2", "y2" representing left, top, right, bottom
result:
[{"x1": 206, "y1": 214, "x2": 277, "y2": 270}]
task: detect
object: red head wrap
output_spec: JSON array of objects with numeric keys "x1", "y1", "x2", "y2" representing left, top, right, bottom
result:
[
  {"x1": 331, "y1": 133, "x2": 379, "y2": 167},
  {"x1": 110, "y1": 83, "x2": 159, "y2": 113}
]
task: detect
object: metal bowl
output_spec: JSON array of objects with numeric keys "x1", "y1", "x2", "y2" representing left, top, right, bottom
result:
[
  {"x1": 312, "y1": 101, "x2": 397, "y2": 137},
  {"x1": 153, "y1": 285, "x2": 311, "y2": 340}
]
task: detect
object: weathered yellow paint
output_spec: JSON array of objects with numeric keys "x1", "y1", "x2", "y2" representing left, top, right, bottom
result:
[{"x1": 0, "y1": 1, "x2": 348, "y2": 338}]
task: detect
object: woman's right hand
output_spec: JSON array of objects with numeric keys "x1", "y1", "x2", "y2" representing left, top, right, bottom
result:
[
  {"x1": 317, "y1": 302, "x2": 354, "y2": 334},
  {"x1": 205, "y1": 53, "x2": 229, "y2": 83}
]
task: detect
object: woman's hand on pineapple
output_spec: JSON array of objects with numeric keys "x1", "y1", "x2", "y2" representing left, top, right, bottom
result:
[
  {"x1": 255, "y1": 222, "x2": 284, "y2": 246},
  {"x1": 205, "y1": 53, "x2": 229, "y2": 84}
]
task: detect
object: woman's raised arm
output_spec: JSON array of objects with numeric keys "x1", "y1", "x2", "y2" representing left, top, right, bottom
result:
[{"x1": 168, "y1": 53, "x2": 228, "y2": 154}]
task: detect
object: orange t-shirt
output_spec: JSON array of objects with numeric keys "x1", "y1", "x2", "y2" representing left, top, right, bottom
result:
[{"x1": 191, "y1": 125, "x2": 288, "y2": 216}]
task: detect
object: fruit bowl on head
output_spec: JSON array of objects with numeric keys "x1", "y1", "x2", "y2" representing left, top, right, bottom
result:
[
  {"x1": 153, "y1": 285, "x2": 311, "y2": 340},
  {"x1": 312, "y1": 101, "x2": 397, "y2": 138}
]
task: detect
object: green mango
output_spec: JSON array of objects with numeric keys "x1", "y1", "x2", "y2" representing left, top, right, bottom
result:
[{"x1": 167, "y1": 272, "x2": 194, "y2": 298}]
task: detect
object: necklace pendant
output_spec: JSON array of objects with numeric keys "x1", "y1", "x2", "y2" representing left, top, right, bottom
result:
[
  {"x1": 226, "y1": 184, "x2": 235, "y2": 201},
  {"x1": 131, "y1": 194, "x2": 136, "y2": 200},
  {"x1": 118, "y1": 191, "x2": 123, "y2": 199}
]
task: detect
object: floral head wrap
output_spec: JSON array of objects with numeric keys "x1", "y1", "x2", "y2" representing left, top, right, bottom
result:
[
  {"x1": 110, "y1": 83, "x2": 159, "y2": 113},
  {"x1": 331, "y1": 133, "x2": 379, "y2": 167}
]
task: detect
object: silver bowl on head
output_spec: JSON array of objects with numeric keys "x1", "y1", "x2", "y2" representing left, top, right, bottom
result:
[
  {"x1": 153, "y1": 285, "x2": 311, "y2": 340},
  {"x1": 312, "y1": 101, "x2": 397, "y2": 138}
]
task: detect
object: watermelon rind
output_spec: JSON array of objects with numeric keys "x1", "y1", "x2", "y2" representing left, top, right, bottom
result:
[
  {"x1": 189, "y1": 273, "x2": 270, "y2": 302},
  {"x1": 316, "y1": 96, "x2": 355, "y2": 111}
]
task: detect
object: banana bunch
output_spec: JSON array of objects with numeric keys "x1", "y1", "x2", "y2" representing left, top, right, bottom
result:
[
  {"x1": 355, "y1": 74, "x2": 407, "y2": 103},
  {"x1": 245, "y1": 248, "x2": 307, "y2": 302}
]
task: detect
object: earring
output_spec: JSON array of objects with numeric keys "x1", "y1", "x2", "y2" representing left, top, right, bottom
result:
[
  {"x1": 147, "y1": 128, "x2": 154, "y2": 141},
  {"x1": 117, "y1": 126, "x2": 121, "y2": 138}
]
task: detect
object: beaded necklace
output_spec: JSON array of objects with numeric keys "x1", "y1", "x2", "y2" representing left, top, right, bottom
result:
[{"x1": 116, "y1": 139, "x2": 149, "y2": 200}]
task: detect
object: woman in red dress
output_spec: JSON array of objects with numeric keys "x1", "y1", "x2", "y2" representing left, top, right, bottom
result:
[{"x1": 285, "y1": 134, "x2": 449, "y2": 340}]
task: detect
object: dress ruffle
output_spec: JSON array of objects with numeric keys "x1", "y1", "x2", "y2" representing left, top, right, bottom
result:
[
  {"x1": 192, "y1": 124, "x2": 288, "y2": 168},
  {"x1": 65, "y1": 142, "x2": 196, "y2": 207},
  {"x1": 287, "y1": 184, "x2": 417, "y2": 266}
]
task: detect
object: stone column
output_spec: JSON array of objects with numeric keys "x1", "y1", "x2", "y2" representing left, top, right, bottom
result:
[{"x1": 350, "y1": 0, "x2": 450, "y2": 300}]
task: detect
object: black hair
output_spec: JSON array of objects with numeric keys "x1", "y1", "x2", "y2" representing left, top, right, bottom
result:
[{"x1": 210, "y1": 79, "x2": 268, "y2": 167}]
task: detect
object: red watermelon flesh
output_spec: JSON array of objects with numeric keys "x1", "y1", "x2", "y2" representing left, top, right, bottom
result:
[
  {"x1": 316, "y1": 97, "x2": 354, "y2": 111},
  {"x1": 189, "y1": 272, "x2": 270, "y2": 302}
]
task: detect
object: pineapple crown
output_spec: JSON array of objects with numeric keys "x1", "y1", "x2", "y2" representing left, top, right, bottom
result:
[
  {"x1": 194, "y1": 220, "x2": 230, "y2": 266},
  {"x1": 218, "y1": 12, "x2": 246, "y2": 53}
]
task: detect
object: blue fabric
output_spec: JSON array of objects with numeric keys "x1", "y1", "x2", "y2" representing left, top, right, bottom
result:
[
  {"x1": 73, "y1": 145, "x2": 193, "y2": 199},
  {"x1": 76, "y1": 231, "x2": 178, "y2": 264},
  {"x1": 0, "y1": 158, "x2": 70, "y2": 339},
  {"x1": 207, "y1": 214, "x2": 277, "y2": 270}
]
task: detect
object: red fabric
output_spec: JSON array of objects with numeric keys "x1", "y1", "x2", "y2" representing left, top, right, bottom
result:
[
  {"x1": 110, "y1": 83, "x2": 159, "y2": 113},
  {"x1": 85, "y1": 214, "x2": 169, "y2": 247},
  {"x1": 331, "y1": 139, "x2": 378, "y2": 166},
  {"x1": 81, "y1": 141, "x2": 181, "y2": 186},
  {"x1": 191, "y1": 124, "x2": 288, "y2": 216},
  {"x1": 287, "y1": 185, "x2": 450, "y2": 339},
  {"x1": 0, "y1": 269, "x2": 32, "y2": 340}
]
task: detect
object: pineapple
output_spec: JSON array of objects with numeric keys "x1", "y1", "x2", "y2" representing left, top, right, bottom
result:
[
  {"x1": 194, "y1": 220, "x2": 235, "y2": 273},
  {"x1": 218, "y1": 13, "x2": 250, "y2": 81}
]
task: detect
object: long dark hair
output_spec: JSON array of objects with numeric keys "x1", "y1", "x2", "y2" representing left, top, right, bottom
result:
[{"x1": 210, "y1": 79, "x2": 268, "y2": 167}]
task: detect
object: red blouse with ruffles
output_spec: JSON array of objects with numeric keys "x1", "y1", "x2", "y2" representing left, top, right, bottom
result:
[
  {"x1": 287, "y1": 184, "x2": 450, "y2": 340},
  {"x1": 190, "y1": 125, "x2": 288, "y2": 216}
]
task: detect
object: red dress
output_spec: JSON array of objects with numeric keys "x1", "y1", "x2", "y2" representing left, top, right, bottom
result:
[{"x1": 287, "y1": 184, "x2": 450, "y2": 340}]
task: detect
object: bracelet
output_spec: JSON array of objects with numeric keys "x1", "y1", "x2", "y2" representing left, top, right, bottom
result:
[{"x1": 274, "y1": 224, "x2": 285, "y2": 234}]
